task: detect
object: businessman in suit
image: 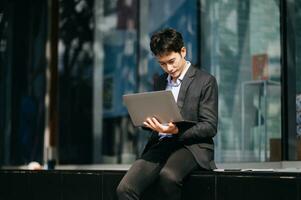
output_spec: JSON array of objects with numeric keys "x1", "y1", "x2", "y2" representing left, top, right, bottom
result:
[{"x1": 117, "y1": 28, "x2": 218, "y2": 200}]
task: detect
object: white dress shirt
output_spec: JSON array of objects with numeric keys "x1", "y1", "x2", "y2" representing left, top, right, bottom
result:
[{"x1": 158, "y1": 61, "x2": 191, "y2": 139}]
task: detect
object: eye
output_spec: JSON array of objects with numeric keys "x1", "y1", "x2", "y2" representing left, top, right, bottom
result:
[
  {"x1": 168, "y1": 60, "x2": 175, "y2": 65},
  {"x1": 159, "y1": 62, "x2": 167, "y2": 67}
]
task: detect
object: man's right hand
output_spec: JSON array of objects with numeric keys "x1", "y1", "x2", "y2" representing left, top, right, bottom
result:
[{"x1": 143, "y1": 117, "x2": 179, "y2": 134}]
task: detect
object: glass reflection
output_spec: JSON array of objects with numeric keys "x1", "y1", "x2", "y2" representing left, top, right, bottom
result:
[{"x1": 201, "y1": 0, "x2": 281, "y2": 162}]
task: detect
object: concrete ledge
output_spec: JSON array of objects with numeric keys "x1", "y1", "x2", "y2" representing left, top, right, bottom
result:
[
  {"x1": 3, "y1": 161, "x2": 301, "y2": 171},
  {"x1": 0, "y1": 169, "x2": 300, "y2": 200}
]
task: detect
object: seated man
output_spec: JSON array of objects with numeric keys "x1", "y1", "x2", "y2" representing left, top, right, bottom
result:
[{"x1": 117, "y1": 28, "x2": 218, "y2": 200}]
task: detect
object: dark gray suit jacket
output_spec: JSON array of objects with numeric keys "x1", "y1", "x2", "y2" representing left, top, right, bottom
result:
[{"x1": 143, "y1": 66, "x2": 218, "y2": 170}]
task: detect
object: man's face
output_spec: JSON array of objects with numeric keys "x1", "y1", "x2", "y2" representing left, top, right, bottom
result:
[{"x1": 156, "y1": 47, "x2": 187, "y2": 81}]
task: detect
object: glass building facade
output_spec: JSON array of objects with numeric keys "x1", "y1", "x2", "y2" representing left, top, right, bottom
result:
[
  {"x1": 201, "y1": 0, "x2": 281, "y2": 162},
  {"x1": 0, "y1": 0, "x2": 300, "y2": 166}
]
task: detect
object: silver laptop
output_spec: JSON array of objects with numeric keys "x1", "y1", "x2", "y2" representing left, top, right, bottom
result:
[{"x1": 123, "y1": 90, "x2": 195, "y2": 127}]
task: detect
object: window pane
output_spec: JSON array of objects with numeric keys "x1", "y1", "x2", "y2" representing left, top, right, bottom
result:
[
  {"x1": 139, "y1": 0, "x2": 199, "y2": 92},
  {"x1": 94, "y1": 0, "x2": 139, "y2": 163},
  {"x1": 201, "y1": 0, "x2": 281, "y2": 162}
]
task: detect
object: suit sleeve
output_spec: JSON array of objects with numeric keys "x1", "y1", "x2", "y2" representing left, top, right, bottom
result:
[{"x1": 178, "y1": 76, "x2": 218, "y2": 140}]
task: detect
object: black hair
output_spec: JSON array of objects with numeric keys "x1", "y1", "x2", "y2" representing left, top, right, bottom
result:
[{"x1": 150, "y1": 28, "x2": 184, "y2": 56}]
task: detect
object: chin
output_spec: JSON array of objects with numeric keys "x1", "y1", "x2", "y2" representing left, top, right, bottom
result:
[
  {"x1": 172, "y1": 73, "x2": 179, "y2": 79},
  {"x1": 170, "y1": 75, "x2": 176, "y2": 79}
]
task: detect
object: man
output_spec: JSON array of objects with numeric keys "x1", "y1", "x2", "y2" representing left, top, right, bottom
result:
[{"x1": 117, "y1": 28, "x2": 218, "y2": 200}]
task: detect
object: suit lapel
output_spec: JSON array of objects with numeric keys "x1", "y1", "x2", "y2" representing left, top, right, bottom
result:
[{"x1": 177, "y1": 66, "x2": 196, "y2": 111}]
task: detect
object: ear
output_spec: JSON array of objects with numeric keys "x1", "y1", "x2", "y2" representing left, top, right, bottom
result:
[{"x1": 181, "y1": 47, "x2": 187, "y2": 58}]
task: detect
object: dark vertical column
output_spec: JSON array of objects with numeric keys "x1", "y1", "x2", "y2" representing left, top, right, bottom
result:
[
  {"x1": 0, "y1": 0, "x2": 9, "y2": 167},
  {"x1": 280, "y1": 0, "x2": 297, "y2": 160},
  {"x1": 58, "y1": 0, "x2": 94, "y2": 164},
  {"x1": 0, "y1": 0, "x2": 48, "y2": 165},
  {"x1": 10, "y1": 1, "x2": 31, "y2": 165}
]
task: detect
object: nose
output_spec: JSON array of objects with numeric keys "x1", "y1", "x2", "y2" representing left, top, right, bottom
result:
[{"x1": 166, "y1": 64, "x2": 173, "y2": 72}]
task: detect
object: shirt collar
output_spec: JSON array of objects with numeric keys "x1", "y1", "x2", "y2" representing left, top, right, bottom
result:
[{"x1": 167, "y1": 61, "x2": 191, "y2": 86}]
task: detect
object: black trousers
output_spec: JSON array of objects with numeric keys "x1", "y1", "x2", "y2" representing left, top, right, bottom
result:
[{"x1": 116, "y1": 138, "x2": 200, "y2": 200}]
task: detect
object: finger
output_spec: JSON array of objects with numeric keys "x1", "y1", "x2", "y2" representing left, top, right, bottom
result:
[
  {"x1": 153, "y1": 117, "x2": 169, "y2": 132},
  {"x1": 143, "y1": 121, "x2": 150, "y2": 128},
  {"x1": 152, "y1": 117, "x2": 162, "y2": 127},
  {"x1": 152, "y1": 117, "x2": 161, "y2": 124},
  {"x1": 144, "y1": 121, "x2": 157, "y2": 131},
  {"x1": 146, "y1": 118, "x2": 156, "y2": 129}
]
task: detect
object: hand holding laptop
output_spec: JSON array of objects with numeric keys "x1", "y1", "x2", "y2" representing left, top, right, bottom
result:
[
  {"x1": 143, "y1": 117, "x2": 179, "y2": 134},
  {"x1": 123, "y1": 90, "x2": 196, "y2": 128}
]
